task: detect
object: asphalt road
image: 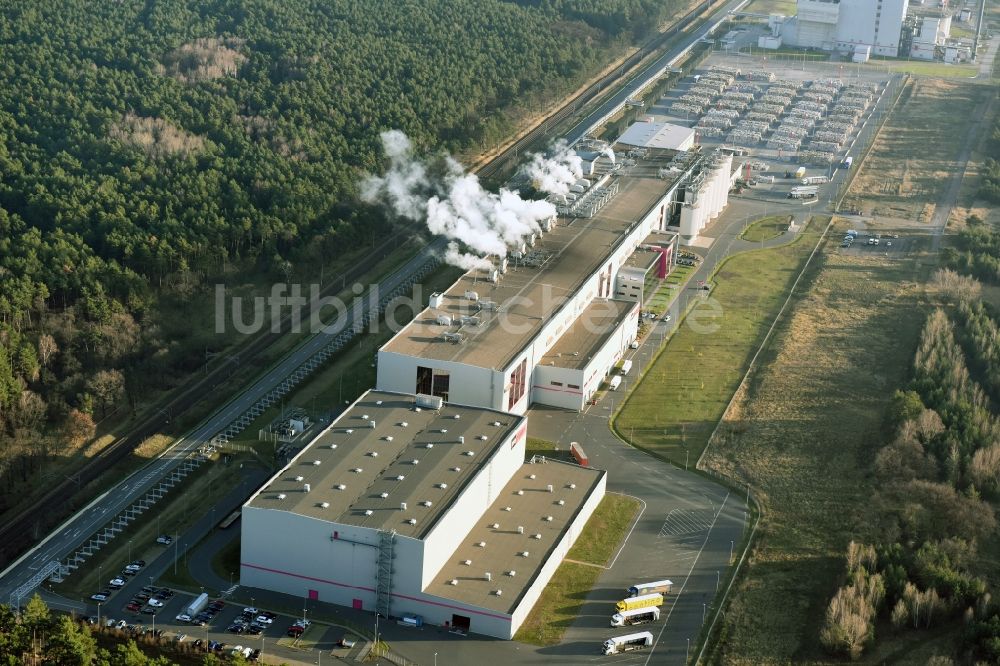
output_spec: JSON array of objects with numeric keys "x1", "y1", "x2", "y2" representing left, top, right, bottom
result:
[
  {"x1": 564, "y1": 0, "x2": 751, "y2": 145},
  {"x1": 0, "y1": 241, "x2": 443, "y2": 606}
]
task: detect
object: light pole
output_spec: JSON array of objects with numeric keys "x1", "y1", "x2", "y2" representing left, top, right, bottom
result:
[
  {"x1": 730, "y1": 540, "x2": 735, "y2": 565},
  {"x1": 716, "y1": 570, "x2": 720, "y2": 592},
  {"x1": 98, "y1": 564, "x2": 103, "y2": 589},
  {"x1": 703, "y1": 602, "x2": 707, "y2": 623},
  {"x1": 686, "y1": 637, "x2": 690, "y2": 662},
  {"x1": 128, "y1": 539, "x2": 132, "y2": 564},
  {"x1": 375, "y1": 612, "x2": 380, "y2": 657},
  {"x1": 434, "y1": 653, "x2": 438, "y2": 666},
  {"x1": 97, "y1": 602, "x2": 102, "y2": 627}
]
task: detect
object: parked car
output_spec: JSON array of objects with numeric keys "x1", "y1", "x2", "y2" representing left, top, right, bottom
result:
[
  {"x1": 155, "y1": 535, "x2": 173, "y2": 546},
  {"x1": 116, "y1": 620, "x2": 128, "y2": 630},
  {"x1": 109, "y1": 577, "x2": 126, "y2": 588},
  {"x1": 147, "y1": 599, "x2": 164, "y2": 608},
  {"x1": 175, "y1": 613, "x2": 192, "y2": 623},
  {"x1": 286, "y1": 625, "x2": 304, "y2": 637},
  {"x1": 91, "y1": 593, "x2": 109, "y2": 602},
  {"x1": 337, "y1": 636, "x2": 357, "y2": 649},
  {"x1": 255, "y1": 615, "x2": 273, "y2": 625},
  {"x1": 126, "y1": 603, "x2": 141, "y2": 612}
]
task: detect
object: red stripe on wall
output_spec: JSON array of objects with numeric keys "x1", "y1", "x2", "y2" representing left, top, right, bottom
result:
[{"x1": 531, "y1": 384, "x2": 583, "y2": 395}]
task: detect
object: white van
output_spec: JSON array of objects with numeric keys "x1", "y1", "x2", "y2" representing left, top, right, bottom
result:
[
  {"x1": 621, "y1": 360, "x2": 633, "y2": 375},
  {"x1": 608, "y1": 375, "x2": 623, "y2": 391}
]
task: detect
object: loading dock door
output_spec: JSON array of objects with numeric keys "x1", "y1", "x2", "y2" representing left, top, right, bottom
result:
[
  {"x1": 353, "y1": 598, "x2": 363, "y2": 610},
  {"x1": 451, "y1": 614, "x2": 470, "y2": 633}
]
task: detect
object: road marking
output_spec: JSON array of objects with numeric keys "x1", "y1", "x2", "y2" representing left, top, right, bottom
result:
[
  {"x1": 657, "y1": 508, "x2": 715, "y2": 538},
  {"x1": 644, "y1": 493, "x2": 730, "y2": 666}
]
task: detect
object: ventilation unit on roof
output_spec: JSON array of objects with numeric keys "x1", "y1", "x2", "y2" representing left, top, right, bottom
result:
[
  {"x1": 520, "y1": 551, "x2": 529, "y2": 558},
  {"x1": 451, "y1": 467, "x2": 461, "y2": 472},
  {"x1": 464, "y1": 451, "x2": 474, "y2": 457},
  {"x1": 492, "y1": 421, "x2": 501, "y2": 427},
  {"x1": 399, "y1": 421, "x2": 408, "y2": 427},
  {"x1": 544, "y1": 516, "x2": 554, "y2": 522},
  {"x1": 529, "y1": 474, "x2": 536, "y2": 480},
  {"x1": 276, "y1": 494, "x2": 286, "y2": 500},
  {"x1": 439, "y1": 428, "x2": 448, "y2": 434},
  {"x1": 442, "y1": 332, "x2": 464, "y2": 344},
  {"x1": 328, "y1": 444, "x2": 337, "y2": 450},
  {"x1": 449, "y1": 579, "x2": 458, "y2": 586},
  {"x1": 420, "y1": 500, "x2": 433, "y2": 507},
  {"x1": 484, "y1": 572, "x2": 492, "y2": 581},
  {"x1": 361, "y1": 415, "x2": 369, "y2": 420},
  {"x1": 568, "y1": 483, "x2": 576, "y2": 489},
  {"x1": 396, "y1": 475, "x2": 405, "y2": 481},
  {"x1": 532, "y1": 533, "x2": 542, "y2": 539},
  {"x1": 370, "y1": 420, "x2": 376, "y2": 429},
  {"x1": 313, "y1": 460, "x2": 321, "y2": 466},
  {"x1": 453, "y1": 414, "x2": 461, "y2": 420},
  {"x1": 557, "y1": 500, "x2": 565, "y2": 506},
  {"x1": 494, "y1": 589, "x2": 503, "y2": 597},
  {"x1": 304, "y1": 484, "x2": 311, "y2": 493},
  {"x1": 319, "y1": 502, "x2": 329, "y2": 508},
  {"x1": 364, "y1": 510, "x2": 374, "y2": 516},
  {"x1": 516, "y1": 490, "x2": 524, "y2": 496},
  {"x1": 547, "y1": 484, "x2": 553, "y2": 493},
  {"x1": 476, "y1": 541, "x2": 486, "y2": 548},
  {"x1": 435, "y1": 314, "x2": 454, "y2": 326},
  {"x1": 458, "y1": 435, "x2": 464, "y2": 444},
  {"x1": 352, "y1": 468, "x2": 363, "y2": 473},
  {"x1": 406, "y1": 518, "x2": 416, "y2": 525},
  {"x1": 294, "y1": 476, "x2": 304, "y2": 482},
  {"x1": 478, "y1": 300, "x2": 498, "y2": 311},
  {"x1": 415, "y1": 394, "x2": 443, "y2": 410},
  {"x1": 437, "y1": 483, "x2": 448, "y2": 489},
  {"x1": 425, "y1": 443, "x2": 434, "y2": 449},
  {"x1": 429, "y1": 292, "x2": 444, "y2": 308},
  {"x1": 490, "y1": 523, "x2": 499, "y2": 529},
  {"x1": 345, "y1": 429, "x2": 354, "y2": 434},
  {"x1": 400, "y1": 502, "x2": 407, "y2": 511},
  {"x1": 335, "y1": 484, "x2": 346, "y2": 490},
  {"x1": 379, "y1": 492, "x2": 389, "y2": 499},
  {"x1": 464, "y1": 290, "x2": 480, "y2": 302},
  {"x1": 410, "y1": 459, "x2": 419, "y2": 465},
  {"x1": 502, "y1": 506, "x2": 511, "y2": 512},
  {"x1": 517, "y1": 526, "x2": 524, "y2": 534},
  {"x1": 507, "y1": 570, "x2": 517, "y2": 577},
  {"x1": 459, "y1": 315, "x2": 481, "y2": 326},
  {"x1": 376, "y1": 400, "x2": 383, "y2": 405},
  {"x1": 383, "y1": 436, "x2": 393, "y2": 442},
  {"x1": 369, "y1": 451, "x2": 378, "y2": 457},
  {"x1": 463, "y1": 559, "x2": 472, "y2": 566},
  {"x1": 478, "y1": 435, "x2": 488, "y2": 441}
]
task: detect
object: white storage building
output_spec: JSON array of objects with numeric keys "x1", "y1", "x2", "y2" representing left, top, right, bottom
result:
[
  {"x1": 241, "y1": 390, "x2": 607, "y2": 639},
  {"x1": 782, "y1": 0, "x2": 910, "y2": 57}
]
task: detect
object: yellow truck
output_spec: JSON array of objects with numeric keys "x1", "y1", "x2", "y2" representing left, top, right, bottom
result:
[{"x1": 615, "y1": 592, "x2": 664, "y2": 613}]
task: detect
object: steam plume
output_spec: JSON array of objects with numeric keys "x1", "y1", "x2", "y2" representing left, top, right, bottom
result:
[
  {"x1": 521, "y1": 139, "x2": 583, "y2": 196},
  {"x1": 362, "y1": 130, "x2": 556, "y2": 269}
]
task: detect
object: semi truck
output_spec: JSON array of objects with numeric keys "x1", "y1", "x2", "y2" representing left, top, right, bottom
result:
[
  {"x1": 185, "y1": 593, "x2": 209, "y2": 617},
  {"x1": 602, "y1": 631, "x2": 654, "y2": 655},
  {"x1": 801, "y1": 176, "x2": 829, "y2": 185},
  {"x1": 615, "y1": 592, "x2": 663, "y2": 612},
  {"x1": 611, "y1": 607, "x2": 660, "y2": 627},
  {"x1": 627, "y1": 580, "x2": 673, "y2": 598},
  {"x1": 788, "y1": 187, "x2": 818, "y2": 199}
]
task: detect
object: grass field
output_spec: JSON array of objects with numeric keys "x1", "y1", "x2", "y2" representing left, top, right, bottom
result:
[
  {"x1": 740, "y1": 0, "x2": 796, "y2": 15},
  {"x1": 740, "y1": 216, "x2": 791, "y2": 244},
  {"x1": 702, "y1": 229, "x2": 932, "y2": 663},
  {"x1": 844, "y1": 78, "x2": 990, "y2": 222},
  {"x1": 514, "y1": 494, "x2": 641, "y2": 646},
  {"x1": 614, "y1": 219, "x2": 823, "y2": 468},
  {"x1": 866, "y1": 57, "x2": 978, "y2": 79}
]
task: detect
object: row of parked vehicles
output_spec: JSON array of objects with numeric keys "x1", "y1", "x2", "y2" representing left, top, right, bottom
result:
[
  {"x1": 227, "y1": 606, "x2": 279, "y2": 636},
  {"x1": 175, "y1": 596, "x2": 226, "y2": 626},
  {"x1": 601, "y1": 580, "x2": 672, "y2": 655},
  {"x1": 90, "y1": 560, "x2": 147, "y2": 603}
]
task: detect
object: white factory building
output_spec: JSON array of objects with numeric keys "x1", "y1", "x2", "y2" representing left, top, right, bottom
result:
[
  {"x1": 775, "y1": 0, "x2": 910, "y2": 57},
  {"x1": 910, "y1": 13, "x2": 952, "y2": 60},
  {"x1": 374, "y1": 146, "x2": 725, "y2": 414},
  {"x1": 241, "y1": 390, "x2": 606, "y2": 639}
]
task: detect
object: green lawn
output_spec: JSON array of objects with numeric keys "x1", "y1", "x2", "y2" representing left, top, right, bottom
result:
[
  {"x1": 740, "y1": 0, "x2": 796, "y2": 15},
  {"x1": 514, "y1": 494, "x2": 642, "y2": 646},
  {"x1": 740, "y1": 215, "x2": 791, "y2": 244},
  {"x1": 866, "y1": 57, "x2": 978, "y2": 78},
  {"x1": 614, "y1": 219, "x2": 823, "y2": 467}
]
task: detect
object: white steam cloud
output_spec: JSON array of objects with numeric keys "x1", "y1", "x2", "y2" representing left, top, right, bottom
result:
[
  {"x1": 362, "y1": 130, "x2": 557, "y2": 270},
  {"x1": 521, "y1": 139, "x2": 583, "y2": 196}
]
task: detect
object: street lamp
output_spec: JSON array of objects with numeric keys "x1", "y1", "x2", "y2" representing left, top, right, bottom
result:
[
  {"x1": 128, "y1": 539, "x2": 132, "y2": 563},
  {"x1": 434, "y1": 652, "x2": 438, "y2": 666}
]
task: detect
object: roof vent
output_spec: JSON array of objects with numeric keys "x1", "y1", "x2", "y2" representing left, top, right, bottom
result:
[
  {"x1": 453, "y1": 414, "x2": 461, "y2": 420},
  {"x1": 437, "y1": 483, "x2": 448, "y2": 489},
  {"x1": 516, "y1": 490, "x2": 524, "y2": 496},
  {"x1": 544, "y1": 516, "x2": 554, "y2": 522},
  {"x1": 464, "y1": 451, "x2": 475, "y2": 457},
  {"x1": 476, "y1": 541, "x2": 486, "y2": 548},
  {"x1": 328, "y1": 444, "x2": 338, "y2": 450},
  {"x1": 458, "y1": 436, "x2": 465, "y2": 444},
  {"x1": 449, "y1": 579, "x2": 458, "y2": 586},
  {"x1": 425, "y1": 443, "x2": 434, "y2": 449},
  {"x1": 439, "y1": 428, "x2": 448, "y2": 434},
  {"x1": 369, "y1": 451, "x2": 378, "y2": 457},
  {"x1": 396, "y1": 475, "x2": 406, "y2": 481},
  {"x1": 478, "y1": 435, "x2": 488, "y2": 441},
  {"x1": 364, "y1": 510, "x2": 374, "y2": 516},
  {"x1": 451, "y1": 467, "x2": 461, "y2": 472},
  {"x1": 485, "y1": 572, "x2": 492, "y2": 581},
  {"x1": 313, "y1": 460, "x2": 321, "y2": 466},
  {"x1": 490, "y1": 523, "x2": 500, "y2": 529},
  {"x1": 406, "y1": 518, "x2": 416, "y2": 525},
  {"x1": 277, "y1": 494, "x2": 287, "y2": 500},
  {"x1": 304, "y1": 484, "x2": 311, "y2": 493},
  {"x1": 547, "y1": 484, "x2": 553, "y2": 493},
  {"x1": 521, "y1": 551, "x2": 530, "y2": 557},
  {"x1": 399, "y1": 421, "x2": 408, "y2": 427},
  {"x1": 557, "y1": 500, "x2": 565, "y2": 506},
  {"x1": 380, "y1": 492, "x2": 389, "y2": 499},
  {"x1": 492, "y1": 421, "x2": 501, "y2": 427},
  {"x1": 420, "y1": 500, "x2": 433, "y2": 507},
  {"x1": 463, "y1": 559, "x2": 472, "y2": 566},
  {"x1": 361, "y1": 415, "x2": 369, "y2": 420},
  {"x1": 294, "y1": 476, "x2": 304, "y2": 482},
  {"x1": 410, "y1": 459, "x2": 420, "y2": 465},
  {"x1": 400, "y1": 502, "x2": 407, "y2": 511},
  {"x1": 319, "y1": 502, "x2": 330, "y2": 508},
  {"x1": 532, "y1": 534, "x2": 542, "y2": 539},
  {"x1": 335, "y1": 484, "x2": 346, "y2": 490},
  {"x1": 345, "y1": 429, "x2": 354, "y2": 434},
  {"x1": 568, "y1": 483, "x2": 576, "y2": 489},
  {"x1": 376, "y1": 400, "x2": 383, "y2": 406},
  {"x1": 494, "y1": 589, "x2": 503, "y2": 597},
  {"x1": 352, "y1": 467, "x2": 363, "y2": 473},
  {"x1": 529, "y1": 474, "x2": 536, "y2": 480},
  {"x1": 507, "y1": 571, "x2": 516, "y2": 577},
  {"x1": 517, "y1": 526, "x2": 524, "y2": 534},
  {"x1": 383, "y1": 436, "x2": 394, "y2": 442},
  {"x1": 370, "y1": 420, "x2": 376, "y2": 429},
  {"x1": 502, "y1": 506, "x2": 512, "y2": 512}
]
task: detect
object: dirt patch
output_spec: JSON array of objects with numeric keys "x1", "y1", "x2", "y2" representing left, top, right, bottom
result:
[
  {"x1": 159, "y1": 37, "x2": 247, "y2": 83},
  {"x1": 109, "y1": 113, "x2": 206, "y2": 158}
]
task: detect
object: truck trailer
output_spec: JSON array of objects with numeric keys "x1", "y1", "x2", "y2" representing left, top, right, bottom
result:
[
  {"x1": 841, "y1": 156, "x2": 853, "y2": 169},
  {"x1": 794, "y1": 166, "x2": 806, "y2": 179},
  {"x1": 185, "y1": 593, "x2": 209, "y2": 617},
  {"x1": 615, "y1": 592, "x2": 664, "y2": 612},
  {"x1": 627, "y1": 580, "x2": 673, "y2": 598},
  {"x1": 611, "y1": 607, "x2": 661, "y2": 627},
  {"x1": 602, "y1": 631, "x2": 654, "y2": 655},
  {"x1": 801, "y1": 175, "x2": 829, "y2": 185},
  {"x1": 608, "y1": 375, "x2": 622, "y2": 391},
  {"x1": 620, "y1": 360, "x2": 633, "y2": 375}
]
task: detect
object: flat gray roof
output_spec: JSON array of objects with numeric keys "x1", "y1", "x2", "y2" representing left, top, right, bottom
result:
[
  {"x1": 247, "y1": 391, "x2": 524, "y2": 539},
  {"x1": 542, "y1": 299, "x2": 637, "y2": 371},
  {"x1": 424, "y1": 459, "x2": 605, "y2": 613},
  {"x1": 383, "y1": 157, "x2": 684, "y2": 371},
  {"x1": 617, "y1": 121, "x2": 696, "y2": 150}
]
